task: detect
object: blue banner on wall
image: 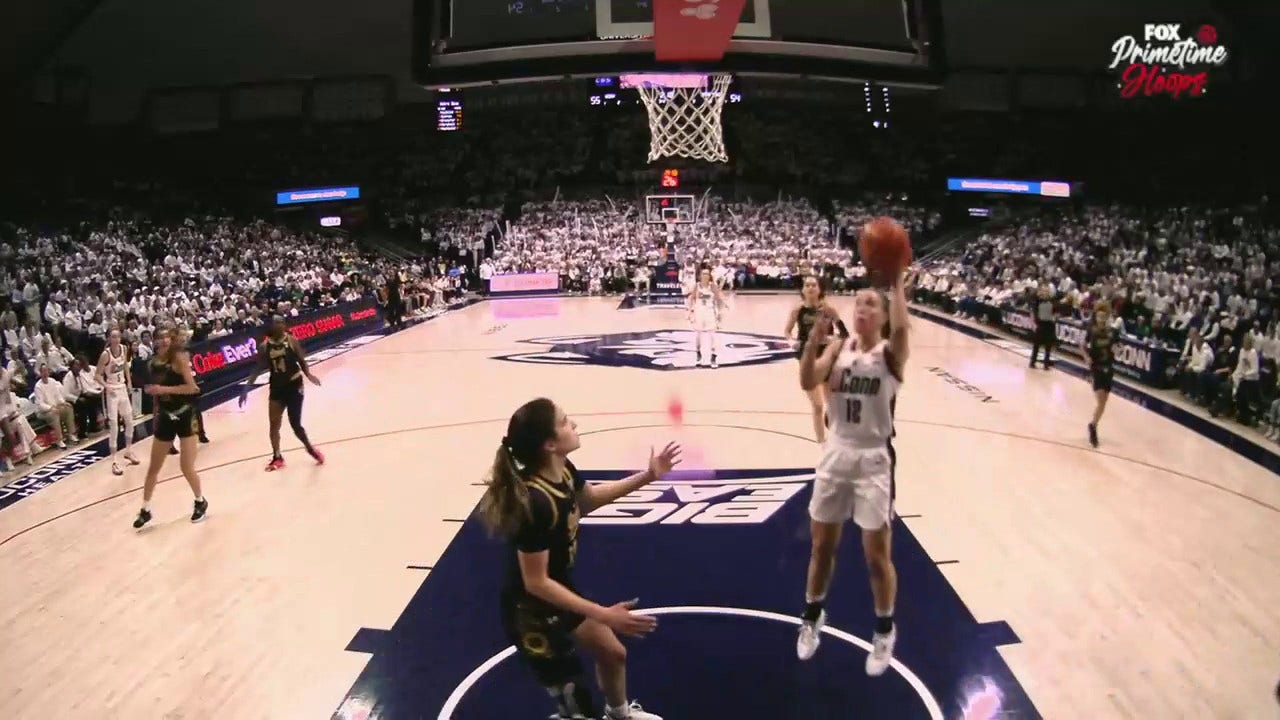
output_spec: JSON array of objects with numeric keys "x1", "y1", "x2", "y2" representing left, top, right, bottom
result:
[
  {"x1": 947, "y1": 178, "x2": 1072, "y2": 198},
  {"x1": 275, "y1": 186, "x2": 361, "y2": 206}
]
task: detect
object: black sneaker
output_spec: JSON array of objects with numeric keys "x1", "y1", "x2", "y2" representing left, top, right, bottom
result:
[
  {"x1": 191, "y1": 498, "x2": 209, "y2": 523},
  {"x1": 168, "y1": 446, "x2": 179, "y2": 455},
  {"x1": 1087, "y1": 423, "x2": 1099, "y2": 448},
  {"x1": 133, "y1": 508, "x2": 152, "y2": 529},
  {"x1": 199, "y1": 434, "x2": 209, "y2": 444}
]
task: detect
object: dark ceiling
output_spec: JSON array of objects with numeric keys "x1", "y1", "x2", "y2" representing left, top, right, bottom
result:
[{"x1": 5, "y1": 0, "x2": 1275, "y2": 95}]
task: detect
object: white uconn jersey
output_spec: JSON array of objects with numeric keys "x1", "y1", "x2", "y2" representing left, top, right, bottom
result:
[
  {"x1": 695, "y1": 283, "x2": 716, "y2": 308},
  {"x1": 825, "y1": 339, "x2": 900, "y2": 447},
  {"x1": 104, "y1": 346, "x2": 129, "y2": 392}
]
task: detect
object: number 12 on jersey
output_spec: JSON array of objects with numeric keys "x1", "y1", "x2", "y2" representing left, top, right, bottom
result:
[{"x1": 845, "y1": 398, "x2": 862, "y2": 424}]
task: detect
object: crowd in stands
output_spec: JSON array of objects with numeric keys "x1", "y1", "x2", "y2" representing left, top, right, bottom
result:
[
  {"x1": 0, "y1": 213, "x2": 446, "y2": 474},
  {"x1": 914, "y1": 203, "x2": 1280, "y2": 441},
  {"x1": 480, "y1": 196, "x2": 945, "y2": 295},
  {"x1": 2, "y1": 98, "x2": 1276, "y2": 479}
]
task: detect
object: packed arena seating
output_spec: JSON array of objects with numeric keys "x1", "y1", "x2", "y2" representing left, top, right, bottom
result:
[
  {"x1": 3, "y1": 99, "x2": 1277, "y2": 475},
  {"x1": 0, "y1": 214, "x2": 428, "y2": 472},
  {"x1": 485, "y1": 197, "x2": 869, "y2": 293},
  {"x1": 913, "y1": 203, "x2": 1280, "y2": 438}
]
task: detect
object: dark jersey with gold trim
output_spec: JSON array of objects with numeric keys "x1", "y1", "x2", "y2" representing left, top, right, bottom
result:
[
  {"x1": 1085, "y1": 324, "x2": 1117, "y2": 372},
  {"x1": 152, "y1": 357, "x2": 194, "y2": 415},
  {"x1": 795, "y1": 304, "x2": 849, "y2": 358},
  {"x1": 266, "y1": 336, "x2": 302, "y2": 385},
  {"x1": 504, "y1": 460, "x2": 585, "y2": 606}
]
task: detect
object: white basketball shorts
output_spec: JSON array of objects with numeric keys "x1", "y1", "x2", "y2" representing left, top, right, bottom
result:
[
  {"x1": 105, "y1": 388, "x2": 132, "y2": 421},
  {"x1": 809, "y1": 442, "x2": 895, "y2": 530},
  {"x1": 692, "y1": 306, "x2": 718, "y2": 331}
]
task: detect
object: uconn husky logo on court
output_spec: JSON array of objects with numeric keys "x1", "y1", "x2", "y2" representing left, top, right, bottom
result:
[{"x1": 495, "y1": 330, "x2": 794, "y2": 370}]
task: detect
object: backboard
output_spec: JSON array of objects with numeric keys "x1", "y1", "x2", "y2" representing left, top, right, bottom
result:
[
  {"x1": 645, "y1": 194, "x2": 698, "y2": 225},
  {"x1": 416, "y1": 0, "x2": 940, "y2": 90}
]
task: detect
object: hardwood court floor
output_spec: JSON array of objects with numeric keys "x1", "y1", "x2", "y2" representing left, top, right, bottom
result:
[{"x1": 0, "y1": 295, "x2": 1277, "y2": 720}]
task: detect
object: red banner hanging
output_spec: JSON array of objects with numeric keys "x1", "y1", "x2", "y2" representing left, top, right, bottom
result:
[{"x1": 653, "y1": 0, "x2": 748, "y2": 63}]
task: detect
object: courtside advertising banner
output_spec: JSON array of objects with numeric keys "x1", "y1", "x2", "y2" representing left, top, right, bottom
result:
[
  {"x1": 188, "y1": 298, "x2": 382, "y2": 389},
  {"x1": 275, "y1": 186, "x2": 361, "y2": 206},
  {"x1": 650, "y1": 258, "x2": 685, "y2": 306},
  {"x1": 946, "y1": 178, "x2": 1072, "y2": 198},
  {"x1": 1000, "y1": 310, "x2": 1178, "y2": 386},
  {"x1": 488, "y1": 272, "x2": 560, "y2": 296}
]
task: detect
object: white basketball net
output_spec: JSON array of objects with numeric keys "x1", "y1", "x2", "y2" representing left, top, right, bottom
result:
[{"x1": 626, "y1": 73, "x2": 733, "y2": 164}]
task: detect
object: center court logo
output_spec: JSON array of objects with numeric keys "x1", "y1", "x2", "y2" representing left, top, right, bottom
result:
[
  {"x1": 495, "y1": 330, "x2": 794, "y2": 370},
  {"x1": 1108, "y1": 23, "x2": 1228, "y2": 99},
  {"x1": 579, "y1": 468, "x2": 812, "y2": 525}
]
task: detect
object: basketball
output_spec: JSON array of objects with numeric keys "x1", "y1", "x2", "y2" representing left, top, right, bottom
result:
[{"x1": 859, "y1": 217, "x2": 912, "y2": 283}]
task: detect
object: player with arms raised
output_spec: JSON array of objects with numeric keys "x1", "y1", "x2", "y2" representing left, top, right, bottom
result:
[{"x1": 796, "y1": 218, "x2": 911, "y2": 677}]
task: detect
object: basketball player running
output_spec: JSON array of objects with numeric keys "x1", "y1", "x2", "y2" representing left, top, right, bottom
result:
[
  {"x1": 686, "y1": 267, "x2": 725, "y2": 368},
  {"x1": 796, "y1": 270, "x2": 910, "y2": 676},
  {"x1": 481, "y1": 398, "x2": 681, "y2": 720},
  {"x1": 1081, "y1": 300, "x2": 1117, "y2": 448},
  {"x1": 97, "y1": 329, "x2": 140, "y2": 475},
  {"x1": 239, "y1": 316, "x2": 324, "y2": 470},
  {"x1": 134, "y1": 328, "x2": 207, "y2": 528},
  {"x1": 785, "y1": 275, "x2": 849, "y2": 443}
]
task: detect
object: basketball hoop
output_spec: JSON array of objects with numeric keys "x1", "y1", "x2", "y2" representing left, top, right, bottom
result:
[{"x1": 622, "y1": 73, "x2": 733, "y2": 164}]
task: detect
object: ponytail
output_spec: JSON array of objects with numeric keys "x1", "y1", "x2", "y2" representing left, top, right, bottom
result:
[{"x1": 479, "y1": 443, "x2": 531, "y2": 537}]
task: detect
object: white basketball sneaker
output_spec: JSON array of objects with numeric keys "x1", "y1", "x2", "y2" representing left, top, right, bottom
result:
[
  {"x1": 796, "y1": 608, "x2": 826, "y2": 660},
  {"x1": 606, "y1": 700, "x2": 662, "y2": 720},
  {"x1": 865, "y1": 625, "x2": 897, "y2": 676}
]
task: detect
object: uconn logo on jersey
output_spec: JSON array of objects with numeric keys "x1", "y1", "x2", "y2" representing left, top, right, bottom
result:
[
  {"x1": 495, "y1": 330, "x2": 794, "y2": 370},
  {"x1": 834, "y1": 371, "x2": 882, "y2": 396}
]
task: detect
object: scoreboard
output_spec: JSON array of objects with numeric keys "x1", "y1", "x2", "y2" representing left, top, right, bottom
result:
[
  {"x1": 588, "y1": 76, "x2": 742, "y2": 107},
  {"x1": 437, "y1": 92, "x2": 463, "y2": 131}
]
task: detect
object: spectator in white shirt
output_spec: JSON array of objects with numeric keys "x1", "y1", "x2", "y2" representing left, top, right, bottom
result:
[
  {"x1": 1182, "y1": 333, "x2": 1214, "y2": 401},
  {"x1": 19, "y1": 320, "x2": 48, "y2": 359},
  {"x1": 7, "y1": 347, "x2": 30, "y2": 396},
  {"x1": 44, "y1": 298, "x2": 65, "y2": 328},
  {"x1": 0, "y1": 367, "x2": 33, "y2": 465},
  {"x1": 1233, "y1": 334, "x2": 1261, "y2": 424},
  {"x1": 62, "y1": 357, "x2": 103, "y2": 434},
  {"x1": 33, "y1": 363, "x2": 77, "y2": 448},
  {"x1": 36, "y1": 338, "x2": 72, "y2": 378}
]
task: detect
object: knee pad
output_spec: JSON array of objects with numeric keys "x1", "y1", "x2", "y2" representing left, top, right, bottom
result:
[{"x1": 545, "y1": 676, "x2": 599, "y2": 720}]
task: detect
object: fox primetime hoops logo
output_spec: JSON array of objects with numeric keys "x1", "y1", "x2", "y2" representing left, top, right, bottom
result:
[{"x1": 1109, "y1": 23, "x2": 1228, "y2": 99}]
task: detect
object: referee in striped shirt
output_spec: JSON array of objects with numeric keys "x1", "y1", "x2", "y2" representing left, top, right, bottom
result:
[{"x1": 1030, "y1": 285, "x2": 1056, "y2": 369}]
